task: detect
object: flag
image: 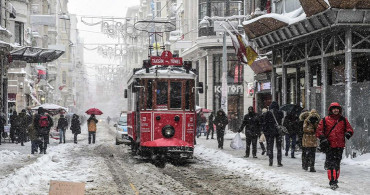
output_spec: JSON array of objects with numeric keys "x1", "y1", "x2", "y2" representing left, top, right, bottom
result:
[
  {"x1": 226, "y1": 27, "x2": 258, "y2": 66},
  {"x1": 231, "y1": 32, "x2": 258, "y2": 66}
]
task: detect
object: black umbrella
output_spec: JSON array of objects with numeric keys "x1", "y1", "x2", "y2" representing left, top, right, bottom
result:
[{"x1": 280, "y1": 104, "x2": 303, "y2": 116}]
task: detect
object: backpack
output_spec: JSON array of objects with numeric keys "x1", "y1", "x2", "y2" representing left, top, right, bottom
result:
[{"x1": 39, "y1": 115, "x2": 49, "y2": 128}]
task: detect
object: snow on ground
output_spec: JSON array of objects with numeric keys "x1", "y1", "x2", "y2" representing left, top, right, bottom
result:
[
  {"x1": 0, "y1": 123, "x2": 119, "y2": 195},
  {"x1": 195, "y1": 131, "x2": 370, "y2": 195}
]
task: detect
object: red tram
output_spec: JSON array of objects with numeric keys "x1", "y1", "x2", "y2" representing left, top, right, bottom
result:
[{"x1": 125, "y1": 51, "x2": 203, "y2": 161}]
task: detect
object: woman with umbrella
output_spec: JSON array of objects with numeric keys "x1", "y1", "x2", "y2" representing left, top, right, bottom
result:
[
  {"x1": 86, "y1": 108, "x2": 102, "y2": 144},
  {"x1": 87, "y1": 114, "x2": 98, "y2": 144}
]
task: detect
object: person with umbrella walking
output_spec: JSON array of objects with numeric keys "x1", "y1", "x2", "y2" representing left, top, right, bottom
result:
[{"x1": 87, "y1": 114, "x2": 98, "y2": 144}]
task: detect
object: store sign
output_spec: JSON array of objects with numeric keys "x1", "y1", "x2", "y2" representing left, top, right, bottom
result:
[
  {"x1": 150, "y1": 51, "x2": 183, "y2": 66},
  {"x1": 214, "y1": 85, "x2": 243, "y2": 95},
  {"x1": 258, "y1": 82, "x2": 271, "y2": 91}
]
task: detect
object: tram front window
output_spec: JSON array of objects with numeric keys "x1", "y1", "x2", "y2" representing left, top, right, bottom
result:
[
  {"x1": 170, "y1": 82, "x2": 182, "y2": 109},
  {"x1": 156, "y1": 82, "x2": 168, "y2": 108}
]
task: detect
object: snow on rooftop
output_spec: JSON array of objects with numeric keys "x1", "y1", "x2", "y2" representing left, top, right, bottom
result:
[{"x1": 243, "y1": 7, "x2": 307, "y2": 26}]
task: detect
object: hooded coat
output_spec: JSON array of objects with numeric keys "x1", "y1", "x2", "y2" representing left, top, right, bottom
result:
[
  {"x1": 283, "y1": 113, "x2": 299, "y2": 135},
  {"x1": 239, "y1": 106, "x2": 260, "y2": 137},
  {"x1": 70, "y1": 114, "x2": 81, "y2": 134},
  {"x1": 214, "y1": 110, "x2": 228, "y2": 131},
  {"x1": 263, "y1": 101, "x2": 284, "y2": 137},
  {"x1": 316, "y1": 102, "x2": 354, "y2": 148},
  {"x1": 302, "y1": 110, "x2": 320, "y2": 147}
]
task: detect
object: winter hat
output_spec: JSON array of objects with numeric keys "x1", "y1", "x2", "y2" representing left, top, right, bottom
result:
[{"x1": 21, "y1": 109, "x2": 26, "y2": 113}]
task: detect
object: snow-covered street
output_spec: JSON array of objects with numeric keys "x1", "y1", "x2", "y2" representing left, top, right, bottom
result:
[{"x1": 0, "y1": 122, "x2": 369, "y2": 194}]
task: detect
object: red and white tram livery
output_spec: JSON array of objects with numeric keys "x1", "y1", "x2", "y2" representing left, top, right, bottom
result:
[{"x1": 125, "y1": 51, "x2": 202, "y2": 160}]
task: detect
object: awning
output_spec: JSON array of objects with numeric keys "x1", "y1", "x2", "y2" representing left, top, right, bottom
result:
[
  {"x1": 30, "y1": 94, "x2": 41, "y2": 106},
  {"x1": 250, "y1": 58, "x2": 273, "y2": 74},
  {"x1": 329, "y1": 0, "x2": 370, "y2": 9},
  {"x1": 299, "y1": 0, "x2": 329, "y2": 17},
  {"x1": 10, "y1": 47, "x2": 64, "y2": 63}
]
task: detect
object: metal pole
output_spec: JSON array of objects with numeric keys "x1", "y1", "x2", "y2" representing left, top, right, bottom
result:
[
  {"x1": 345, "y1": 28, "x2": 352, "y2": 123},
  {"x1": 321, "y1": 37, "x2": 327, "y2": 117},
  {"x1": 221, "y1": 32, "x2": 228, "y2": 113}
]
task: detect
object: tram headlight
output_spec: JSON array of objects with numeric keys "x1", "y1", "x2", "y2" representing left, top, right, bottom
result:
[{"x1": 162, "y1": 125, "x2": 175, "y2": 138}]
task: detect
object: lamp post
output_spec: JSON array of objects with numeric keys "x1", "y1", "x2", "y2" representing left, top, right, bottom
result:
[{"x1": 200, "y1": 16, "x2": 242, "y2": 113}]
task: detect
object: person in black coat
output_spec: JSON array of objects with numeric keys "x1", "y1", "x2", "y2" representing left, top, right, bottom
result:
[
  {"x1": 206, "y1": 113, "x2": 214, "y2": 140},
  {"x1": 10, "y1": 111, "x2": 19, "y2": 143},
  {"x1": 0, "y1": 113, "x2": 6, "y2": 145},
  {"x1": 70, "y1": 114, "x2": 81, "y2": 144},
  {"x1": 283, "y1": 113, "x2": 299, "y2": 158},
  {"x1": 214, "y1": 109, "x2": 228, "y2": 149},
  {"x1": 263, "y1": 101, "x2": 284, "y2": 167},
  {"x1": 33, "y1": 107, "x2": 54, "y2": 154},
  {"x1": 239, "y1": 106, "x2": 260, "y2": 158},
  {"x1": 57, "y1": 114, "x2": 69, "y2": 144}
]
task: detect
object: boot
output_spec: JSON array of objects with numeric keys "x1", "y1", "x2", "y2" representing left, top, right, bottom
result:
[
  {"x1": 269, "y1": 159, "x2": 273, "y2": 166},
  {"x1": 309, "y1": 167, "x2": 316, "y2": 172},
  {"x1": 277, "y1": 162, "x2": 283, "y2": 167}
]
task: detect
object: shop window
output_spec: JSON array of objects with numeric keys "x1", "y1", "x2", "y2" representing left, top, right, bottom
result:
[
  {"x1": 229, "y1": 1, "x2": 242, "y2": 16},
  {"x1": 156, "y1": 2, "x2": 162, "y2": 17},
  {"x1": 211, "y1": 2, "x2": 225, "y2": 17},
  {"x1": 14, "y1": 22, "x2": 24, "y2": 46}
]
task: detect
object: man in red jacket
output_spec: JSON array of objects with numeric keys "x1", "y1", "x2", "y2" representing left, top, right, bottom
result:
[{"x1": 316, "y1": 102, "x2": 354, "y2": 190}]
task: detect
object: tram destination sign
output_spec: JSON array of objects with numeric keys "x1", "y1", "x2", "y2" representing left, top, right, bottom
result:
[{"x1": 150, "y1": 51, "x2": 183, "y2": 66}]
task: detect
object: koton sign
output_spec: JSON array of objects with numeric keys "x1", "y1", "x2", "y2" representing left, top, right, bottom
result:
[{"x1": 150, "y1": 51, "x2": 183, "y2": 66}]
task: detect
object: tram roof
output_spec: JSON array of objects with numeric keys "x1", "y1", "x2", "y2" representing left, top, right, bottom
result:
[{"x1": 127, "y1": 66, "x2": 196, "y2": 84}]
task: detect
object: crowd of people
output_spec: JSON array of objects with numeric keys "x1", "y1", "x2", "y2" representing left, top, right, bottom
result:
[
  {"x1": 0, "y1": 107, "x2": 99, "y2": 154},
  {"x1": 197, "y1": 101, "x2": 354, "y2": 190}
]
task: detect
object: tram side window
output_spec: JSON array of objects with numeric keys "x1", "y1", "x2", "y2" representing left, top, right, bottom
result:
[
  {"x1": 185, "y1": 81, "x2": 190, "y2": 110},
  {"x1": 157, "y1": 82, "x2": 168, "y2": 108},
  {"x1": 170, "y1": 82, "x2": 182, "y2": 109},
  {"x1": 147, "y1": 80, "x2": 153, "y2": 109}
]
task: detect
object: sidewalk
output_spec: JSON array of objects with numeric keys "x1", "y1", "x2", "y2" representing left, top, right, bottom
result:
[{"x1": 195, "y1": 131, "x2": 370, "y2": 195}]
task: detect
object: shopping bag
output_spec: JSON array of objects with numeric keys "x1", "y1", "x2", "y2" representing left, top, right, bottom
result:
[{"x1": 230, "y1": 133, "x2": 245, "y2": 149}]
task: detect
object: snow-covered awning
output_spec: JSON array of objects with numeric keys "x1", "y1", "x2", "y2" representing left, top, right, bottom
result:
[
  {"x1": 328, "y1": 0, "x2": 370, "y2": 9},
  {"x1": 10, "y1": 47, "x2": 64, "y2": 63},
  {"x1": 0, "y1": 40, "x2": 13, "y2": 51}
]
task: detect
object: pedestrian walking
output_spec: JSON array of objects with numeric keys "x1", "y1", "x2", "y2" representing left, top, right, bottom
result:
[
  {"x1": 263, "y1": 101, "x2": 284, "y2": 167},
  {"x1": 297, "y1": 109, "x2": 309, "y2": 150},
  {"x1": 17, "y1": 109, "x2": 29, "y2": 146},
  {"x1": 214, "y1": 109, "x2": 228, "y2": 149},
  {"x1": 206, "y1": 113, "x2": 214, "y2": 140},
  {"x1": 259, "y1": 108, "x2": 268, "y2": 155},
  {"x1": 239, "y1": 106, "x2": 260, "y2": 158},
  {"x1": 196, "y1": 111, "x2": 203, "y2": 138},
  {"x1": 283, "y1": 112, "x2": 299, "y2": 158},
  {"x1": 107, "y1": 116, "x2": 111, "y2": 124},
  {"x1": 28, "y1": 115, "x2": 41, "y2": 154},
  {"x1": 316, "y1": 102, "x2": 354, "y2": 190},
  {"x1": 0, "y1": 113, "x2": 6, "y2": 145},
  {"x1": 87, "y1": 114, "x2": 98, "y2": 144},
  {"x1": 10, "y1": 111, "x2": 19, "y2": 143},
  {"x1": 70, "y1": 114, "x2": 81, "y2": 144},
  {"x1": 302, "y1": 109, "x2": 320, "y2": 172},
  {"x1": 33, "y1": 107, "x2": 53, "y2": 154},
  {"x1": 57, "y1": 114, "x2": 68, "y2": 144}
]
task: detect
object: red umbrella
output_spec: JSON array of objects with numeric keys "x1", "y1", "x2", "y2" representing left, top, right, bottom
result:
[{"x1": 85, "y1": 108, "x2": 103, "y2": 115}]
